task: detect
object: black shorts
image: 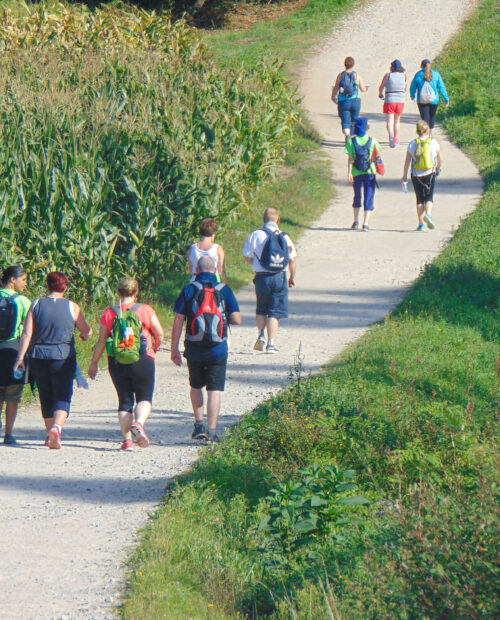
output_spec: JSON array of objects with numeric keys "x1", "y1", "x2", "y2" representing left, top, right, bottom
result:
[
  {"x1": 30, "y1": 356, "x2": 76, "y2": 418},
  {"x1": 108, "y1": 355, "x2": 155, "y2": 413},
  {"x1": 412, "y1": 173, "x2": 436, "y2": 204},
  {"x1": 187, "y1": 357, "x2": 227, "y2": 391}
]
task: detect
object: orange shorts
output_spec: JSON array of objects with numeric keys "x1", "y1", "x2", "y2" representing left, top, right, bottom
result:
[{"x1": 383, "y1": 102, "x2": 405, "y2": 115}]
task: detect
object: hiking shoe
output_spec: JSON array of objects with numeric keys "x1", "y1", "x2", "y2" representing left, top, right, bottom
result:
[
  {"x1": 266, "y1": 344, "x2": 279, "y2": 354},
  {"x1": 3, "y1": 434, "x2": 17, "y2": 445},
  {"x1": 393, "y1": 138, "x2": 400, "y2": 146},
  {"x1": 362, "y1": 225, "x2": 370, "y2": 232},
  {"x1": 192, "y1": 421, "x2": 208, "y2": 440},
  {"x1": 253, "y1": 336, "x2": 266, "y2": 351},
  {"x1": 389, "y1": 136, "x2": 395, "y2": 148},
  {"x1": 44, "y1": 435, "x2": 50, "y2": 447},
  {"x1": 417, "y1": 223, "x2": 426, "y2": 231},
  {"x1": 121, "y1": 439, "x2": 134, "y2": 451},
  {"x1": 423, "y1": 213, "x2": 435, "y2": 229},
  {"x1": 351, "y1": 221, "x2": 360, "y2": 230},
  {"x1": 206, "y1": 430, "x2": 221, "y2": 444},
  {"x1": 131, "y1": 422, "x2": 150, "y2": 448},
  {"x1": 48, "y1": 426, "x2": 61, "y2": 450}
]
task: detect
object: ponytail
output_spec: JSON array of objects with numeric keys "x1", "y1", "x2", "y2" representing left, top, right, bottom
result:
[{"x1": 424, "y1": 63, "x2": 432, "y2": 82}]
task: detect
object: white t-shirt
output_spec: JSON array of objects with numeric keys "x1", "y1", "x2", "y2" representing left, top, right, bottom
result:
[
  {"x1": 243, "y1": 222, "x2": 297, "y2": 273},
  {"x1": 188, "y1": 243, "x2": 219, "y2": 275},
  {"x1": 407, "y1": 137, "x2": 440, "y2": 176}
]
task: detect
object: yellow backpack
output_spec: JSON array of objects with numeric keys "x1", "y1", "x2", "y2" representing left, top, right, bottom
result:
[{"x1": 414, "y1": 137, "x2": 434, "y2": 171}]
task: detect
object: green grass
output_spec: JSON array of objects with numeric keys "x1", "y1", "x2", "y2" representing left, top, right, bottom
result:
[{"x1": 121, "y1": 0, "x2": 499, "y2": 617}]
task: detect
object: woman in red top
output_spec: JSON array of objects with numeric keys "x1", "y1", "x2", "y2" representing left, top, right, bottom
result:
[{"x1": 88, "y1": 277, "x2": 164, "y2": 451}]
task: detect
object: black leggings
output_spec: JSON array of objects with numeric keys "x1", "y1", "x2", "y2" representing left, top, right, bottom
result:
[
  {"x1": 108, "y1": 355, "x2": 155, "y2": 413},
  {"x1": 417, "y1": 103, "x2": 439, "y2": 129}
]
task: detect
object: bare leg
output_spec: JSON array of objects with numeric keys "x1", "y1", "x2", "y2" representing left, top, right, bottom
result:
[
  {"x1": 417, "y1": 203, "x2": 425, "y2": 225},
  {"x1": 53, "y1": 410, "x2": 68, "y2": 429},
  {"x1": 363, "y1": 211, "x2": 372, "y2": 227},
  {"x1": 394, "y1": 114, "x2": 402, "y2": 143},
  {"x1": 352, "y1": 206, "x2": 361, "y2": 225},
  {"x1": 424, "y1": 200, "x2": 433, "y2": 216},
  {"x1": 386, "y1": 113, "x2": 394, "y2": 141},
  {"x1": 4, "y1": 402, "x2": 18, "y2": 435},
  {"x1": 206, "y1": 391, "x2": 222, "y2": 431},
  {"x1": 44, "y1": 417, "x2": 53, "y2": 432},
  {"x1": 118, "y1": 411, "x2": 133, "y2": 440},
  {"x1": 190, "y1": 387, "x2": 204, "y2": 422},
  {"x1": 266, "y1": 317, "x2": 279, "y2": 342},
  {"x1": 135, "y1": 400, "x2": 152, "y2": 427}
]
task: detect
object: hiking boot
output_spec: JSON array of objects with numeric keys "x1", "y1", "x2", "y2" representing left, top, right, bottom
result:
[
  {"x1": 121, "y1": 439, "x2": 134, "y2": 451},
  {"x1": 253, "y1": 336, "x2": 266, "y2": 351},
  {"x1": 131, "y1": 422, "x2": 150, "y2": 448},
  {"x1": 206, "y1": 429, "x2": 221, "y2": 444},
  {"x1": 362, "y1": 225, "x2": 370, "y2": 232},
  {"x1": 266, "y1": 343, "x2": 279, "y2": 354},
  {"x1": 351, "y1": 221, "x2": 360, "y2": 230},
  {"x1": 48, "y1": 426, "x2": 61, "y2": 450},
  {"x1": 417, "y1": 223, "x2": 426, "y2": 231},
  {"x1": 191, "y1": 421, "x2": 207, "y2": 440},
  {"x1": 3, "y1": 434, "x2": 17, "y2": 445},
  {"x1": 423, "y1": 213, "x2": 435, "y2": 229}
]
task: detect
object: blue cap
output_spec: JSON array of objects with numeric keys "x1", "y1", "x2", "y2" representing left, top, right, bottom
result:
[
  {"x1": 421, "y1": 58, "x2": 431, "y2": 68},
  {"x1": 354, "y1": 117, "x2": 368, "y2": 137},
  {"x1": 391, "y1": 59, "x2": 402, "y2": 70}
]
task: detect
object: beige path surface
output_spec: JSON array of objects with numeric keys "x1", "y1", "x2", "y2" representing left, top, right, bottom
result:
[{"x1": 0, "y1": 1, "x2": 482, "y2": 618}]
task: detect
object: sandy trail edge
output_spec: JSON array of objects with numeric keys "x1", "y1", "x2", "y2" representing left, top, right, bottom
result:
[{"x1": 0, "y1": 1, "x2": 482, "y2": 618}]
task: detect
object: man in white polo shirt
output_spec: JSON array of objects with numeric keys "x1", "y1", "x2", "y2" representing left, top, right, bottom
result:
[{"x1": 243, "y1": 207, "x2": 297, "y2": 353}]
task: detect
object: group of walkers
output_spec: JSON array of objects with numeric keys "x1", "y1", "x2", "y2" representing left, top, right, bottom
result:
[
  {"x1": 332, "y1": 56, "x2": 448, "y2": 231},
  {"x1": 0, "y1": 209, "x2": 296, "y2": 450}
]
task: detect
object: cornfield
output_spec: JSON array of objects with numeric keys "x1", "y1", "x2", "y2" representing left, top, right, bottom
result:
[{"x1": 0, "y1": 1, "x2": 299, "y2": 298}]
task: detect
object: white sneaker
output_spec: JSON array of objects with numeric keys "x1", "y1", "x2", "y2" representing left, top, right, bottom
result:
[
  {"x1": 266, "y1": 344, "x2": 279, "y2": 354},
  {"x1": 253, "y1": 337, "x2": 266, "y2": 351}
]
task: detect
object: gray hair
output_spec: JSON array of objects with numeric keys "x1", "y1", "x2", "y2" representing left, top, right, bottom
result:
[{"x1": 197, "y1": 256, "x2": 216, "y2": 273}]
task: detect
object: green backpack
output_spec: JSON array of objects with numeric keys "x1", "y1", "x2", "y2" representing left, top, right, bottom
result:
[
  {"x1": 414, "y1": 137, "x2": 434, "y2": 171},
  {"x1": 106, "y1": 303, "x2": 146, "y2": 364}
]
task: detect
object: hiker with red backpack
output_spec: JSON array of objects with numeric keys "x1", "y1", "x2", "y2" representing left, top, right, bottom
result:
[
  {"x1": 0, "y1": 265, "x2": 31, "y2": 445},
  {"x1": 171, "y1": 256, "x2": 241, "y2": 444},
  {"x1": 331, "y1": 56, "x2": 368, "y2": 141},
  {"x1": 243, "y1": 207, "x2": 297, "y2": 353},
  {"x1": 345, "y1": 117, "x2": 384, "y2": 231},
  {"x1": 88, "y1": 277, "x2": 164, "y2": 451},
  {"x1": 402, "y1": 120, "x2": 443, "y2": 231}
]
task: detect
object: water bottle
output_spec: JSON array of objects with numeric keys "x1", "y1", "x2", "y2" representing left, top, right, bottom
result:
[
  {"x1": 75, "y1": 363, "x2": 89, "y2": 389},
  {"x1": 402, "y1": 181, "x2": 409, "y2": 194},
  {"x1": 13, "y1": 367, "x2": 24, "y2": 380}
]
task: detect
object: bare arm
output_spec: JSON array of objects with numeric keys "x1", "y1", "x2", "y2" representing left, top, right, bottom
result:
[
  {"x1": 88, "y1": 323, "x2": 109, "y2": 379},
  {"x1": 73, "y1": 303, "x2": 92, "y2": 341},
  {"x1": 244, "y1": 256, "x2": 253, "y2": 265},
  {"x1": 229, "y1": 311, "x2": 242, "y2": 325},
  {"x1": 436, "y1": 148, "x2": 443, "y2": 172},
  {"x1": 170, "y1": 313, "x2": 185, "y2": 367},
  {"x1": 217, "y1": 245, "x2": 228, "y2": 283},
  {"x1": 288, "y1": 257, "x2": 297, "y2": 288},
  {"x1": 149, "y1": 312, "x2": 164, "y2": 352},
  {"x1": 348, "y1": 154, "x2": 354, "y2": 184},
  {"x1": 357, "y1": 74, "x2": 368, "y2": 92},
  {"x1": 331, "y1": 72, "x2": 343, "y2": 101},
  {"x1": 378, "y1": 73, "x2": 389, "y2": 98},
  {"x1": 402, "y1": 151, "x2": 412, "y2": 181},
  {"x1": 13, "y1": 309, "x2": 34, "y2": 371}
]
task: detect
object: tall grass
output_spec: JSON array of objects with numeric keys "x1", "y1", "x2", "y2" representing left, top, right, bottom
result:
[{"x1": 120, "y1": 0, "x2": 499, "y2": 617}]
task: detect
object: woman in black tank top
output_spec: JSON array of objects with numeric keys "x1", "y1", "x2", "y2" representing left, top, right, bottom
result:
[{"x1": 14, "y1": 272, "x2": 92, "y2": 449}]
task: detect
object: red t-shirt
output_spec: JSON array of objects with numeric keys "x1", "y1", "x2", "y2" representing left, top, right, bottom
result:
[{"x1": 100, "y1": 303, "x2": 158, "y2": 358}]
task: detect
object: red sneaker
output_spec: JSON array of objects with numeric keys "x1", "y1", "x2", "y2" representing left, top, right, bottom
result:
[
  {"x1": 48, "y1": 426, "x2": 61, "y2": 450},
  {"x1": 131, "y1": 422, "x2": 149, "y2": 448},
  {"x1": 121, "y1": 439, "x2": 134, "y2": 451}
]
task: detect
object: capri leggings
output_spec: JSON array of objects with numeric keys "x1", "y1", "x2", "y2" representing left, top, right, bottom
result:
[
  {"x1": 108, "y1": 354, "x2": 155, "y2": 413},
  {"x1": 29, "y1": 356, "x2": 76, "y2": 418}
]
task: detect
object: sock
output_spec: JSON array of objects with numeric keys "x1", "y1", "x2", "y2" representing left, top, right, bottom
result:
[{"x1": 268, "y1": 339, "x2": 274, "y2": 346}]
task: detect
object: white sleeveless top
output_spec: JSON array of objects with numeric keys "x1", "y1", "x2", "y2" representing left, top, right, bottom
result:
[{"x1": 188, "y1": 243, "x2": 219, "y2": 275}]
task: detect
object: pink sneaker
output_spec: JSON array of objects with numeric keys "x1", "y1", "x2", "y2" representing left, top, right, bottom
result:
[
  {"x1": 394, "y1": 138, "x2": 400, "y2": 146},
  {"x1": 121, "y1": 439, "x2": 134, "y2": 451},
  {"x1": 131, "y1": 422, "x2": 149, "y2": 448},
  {"x1": 48, "y1": 426, "x2": 61, "y2": 449}
]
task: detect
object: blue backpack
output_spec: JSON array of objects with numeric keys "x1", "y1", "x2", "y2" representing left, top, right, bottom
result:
[
  {"x1": 352, "y1": 137, "x2": 372, "y2": 172},
  {"x1": 340, "y1": 71, "x2": 357, "y2": 97},
  {"x1": 258, "y1": 229, "x2": 290, "y2": 272},
  {"x1": 0, "y1": 292, "x2": 19, "y2": 341}
]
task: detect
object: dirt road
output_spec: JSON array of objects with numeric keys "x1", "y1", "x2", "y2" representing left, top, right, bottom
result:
[{"x1": 0, "y1": 1, "x2": 482, "y2": 617}]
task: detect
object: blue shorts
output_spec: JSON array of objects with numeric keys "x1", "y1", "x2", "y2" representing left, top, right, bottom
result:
[
  {"x1": 353, "y1": 174, "x2": 376, "y2": 211},
  {"x1": 29, "y1": 356, "x2": 76, "y2": 418},
  {"x1": 254, "y1": 272, "x2": 289, "y2": 319}
]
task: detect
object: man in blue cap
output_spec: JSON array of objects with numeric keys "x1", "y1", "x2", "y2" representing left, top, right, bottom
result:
[{"x1": 344, "y1": 117, "x2": 382, "y2": 231}]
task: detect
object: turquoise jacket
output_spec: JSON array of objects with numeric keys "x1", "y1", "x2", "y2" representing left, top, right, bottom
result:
[{"x1": 410, "y1": 69, "x2": 449, "y2": 105}]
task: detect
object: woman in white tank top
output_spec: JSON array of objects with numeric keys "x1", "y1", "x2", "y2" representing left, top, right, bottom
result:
[{"x1": 188, "y1": 218, "x2": 227, "y2": 282}]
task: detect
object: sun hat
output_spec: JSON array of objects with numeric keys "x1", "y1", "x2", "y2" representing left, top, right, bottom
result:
[
  {"x1": 391, "y1": 59, "x2": 402, "y2": 70},
  {"x1": 354, "y1": 117, "x2": 368, "y2": 137},
  {"x1": 421, "y1": 58, "x2": 431, "y2": 68}
]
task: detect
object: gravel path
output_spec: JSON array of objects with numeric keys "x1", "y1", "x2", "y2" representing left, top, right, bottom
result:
[{"x1": 0, "y1": 1, "x2": 482, "y2": 618}]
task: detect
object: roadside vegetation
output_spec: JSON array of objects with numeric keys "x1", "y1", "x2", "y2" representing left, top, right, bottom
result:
[{"x1": 121, "y1": 0, "x2": 500, "y2": 617}]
